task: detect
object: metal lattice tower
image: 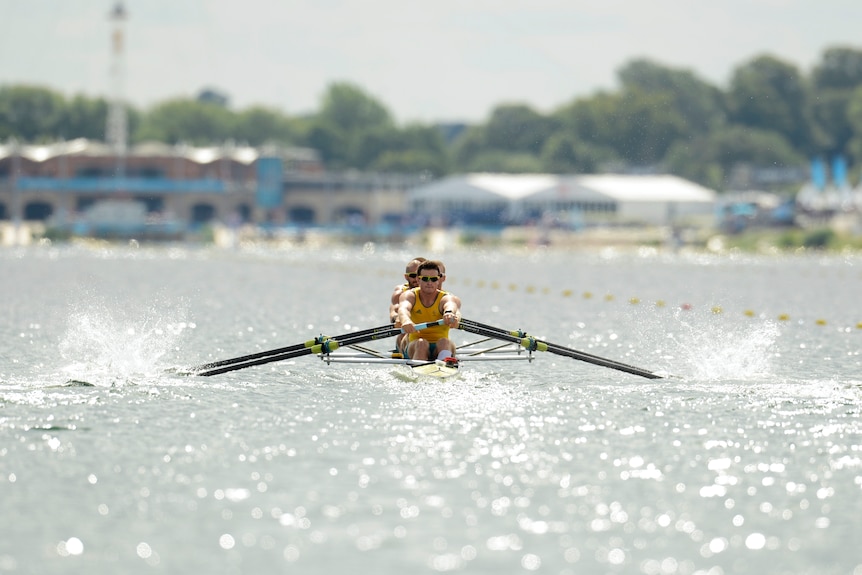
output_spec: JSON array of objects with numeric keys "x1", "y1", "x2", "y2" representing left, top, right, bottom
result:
[{"x1": 106, "y1": 2, "x2": 128, "y2": 175}]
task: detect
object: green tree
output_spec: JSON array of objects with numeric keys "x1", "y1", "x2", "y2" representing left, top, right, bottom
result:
[
  {"x1": 374, "y1": 149, "x2": 449, "y2": 176},
  {"x1": 809, "y1": 89, "x2": 854, "y2": 157},
  {"x1": 135, "y1": 98, "x2": 235, "y2": 144},
  {"x1": 808, "y1": 48, "x2": 862, "y2": 157},
  {"x1": 303, "y1": 121, "x2": 349, "y2": 168},
  {"x1": 617, "y1": 58, "x2": 727, "y2": 135},
  {"x1": 380, "y1": 124, "x2": 450, "y2": 175},
  {"x1": 305, "y1": 82, "x2": 396, "y2": 168},
  {"x1": 0, "y1": 85, "x2": 66, "y2": 141},
  {"x1": 450, "y1": 126, "x2": 487, "y2": 170},
  {"x1": 812, "y1": 47, "x2": 862, "y2": 90},
  {"x1": 726, "y1": 55, "x2": 813, "y2": 152},
  {"x1": 665, "y1": 125, "x2": 803, "y2": 189},
  {"x1": 539, "y1": 133, "x2": 608, "y2": 174},
  {"x1": 354, "y1": 123, "x2": 450, "y2": 174},
  {"x1": 483, "y1": 103, "x2": 555, "y2": 155},
  {"x1": 60, "y1": 94, "x2": 110, "y2": 141},
  {"x1": 609, "y1": 89, "x2": 688, "y2": 165},
  {"x1": 353, "y1": 126, "x2": 402, "y2": 169},
  {"x1": 233, "y1": 105, "x2": 296, "y2": 146},
  {"x1": 317, "y1": 82, "x2": 394, "y2": 134},
  {"x1": 464, "y1": 150, "x2": 544, "y2": 173},
  {"x1": 844, "y1": 86, "x2": 862, "y2": 162},
  {"x1": 553, "y1": 91, "x2": 619, "y2": 152}
]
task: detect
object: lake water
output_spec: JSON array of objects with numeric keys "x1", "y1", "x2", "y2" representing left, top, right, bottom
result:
[{"x1": 1, "y1": 242, "x2": 861, "y2": 575}]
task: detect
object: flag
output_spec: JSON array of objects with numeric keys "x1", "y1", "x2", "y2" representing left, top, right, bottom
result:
[
  {"x1": 832, "y1": 155, "x2": 848, "y2": 188},
  {"x1": 810, "y1": 158, "x2": 826, "y2": 190}
]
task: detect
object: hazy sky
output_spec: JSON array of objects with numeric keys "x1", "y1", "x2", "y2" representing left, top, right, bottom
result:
[{"x1": 2, "y1": 0, "x2": 861, "y2": 124}]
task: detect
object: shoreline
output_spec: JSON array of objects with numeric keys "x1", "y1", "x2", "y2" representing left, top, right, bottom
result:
[{"x1": 3, "y1": 220, "x2": 862, "y2": 255}]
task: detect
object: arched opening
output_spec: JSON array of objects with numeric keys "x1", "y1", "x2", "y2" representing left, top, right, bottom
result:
[
  {"x1": 235, "y1": 203, "x2": 252, "y2": 223},
  {"x1": 191, "y1": 203, "x2": 216, "y2": 223},
  {"x1": 333, "y1": 205, "x2": 366, "y2": 226},
  {"x1": 289, "y1": 206, "x2": 315, "y2": 224},
  {"x1": 24, "y1": 201, "x2": 53, "y2": 221},
  {"x1": 138, "y1": 196, "x2": 165, "y2": 214}
]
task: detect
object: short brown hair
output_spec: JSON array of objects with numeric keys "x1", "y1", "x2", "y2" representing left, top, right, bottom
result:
[{"x1": 418, "y1": 260, "x2": 444, "y2": 276}]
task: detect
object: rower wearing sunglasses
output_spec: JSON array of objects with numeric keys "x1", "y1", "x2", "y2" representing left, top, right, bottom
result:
[
  {"x1": 396, "y1": 259, "x2": 461, "y2": 363},
  {"x1": 390, "y1": 257, "x2": 428, "y2": 354},
  {"x1": 389, "y1": 257, "x2": 427, "y2": 324}
]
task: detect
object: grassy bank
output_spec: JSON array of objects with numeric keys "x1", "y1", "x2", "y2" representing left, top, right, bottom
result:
[{"x1": 716, "y1": 227, "x2": 862, "y2": 253}]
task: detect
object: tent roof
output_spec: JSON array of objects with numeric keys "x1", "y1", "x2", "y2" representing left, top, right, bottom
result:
[
  {"x1": 409, "y1": 173, "x2": 717, "y2": 203},
  {"x1": 577, "y1": 174, "x2": 715, "y2": 202}
]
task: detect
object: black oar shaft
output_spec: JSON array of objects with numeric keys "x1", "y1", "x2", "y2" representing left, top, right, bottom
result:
[
  {"x1": 195, "y1": 326, "x2": 400, "y2": 376},
  {"x1": 193, "y1": 319, "x2": 446, "y2": 377},
  {"x1": 458, "y1": 318, "x2": 662, "y2": 380},
  {"x1": 190, "y1": 323, "x2": 394, "y2": 372}
]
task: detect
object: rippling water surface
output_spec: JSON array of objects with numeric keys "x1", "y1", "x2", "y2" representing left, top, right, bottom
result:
[{"x1": 1, "y1": 243, "x2": 861, "y2": 575}]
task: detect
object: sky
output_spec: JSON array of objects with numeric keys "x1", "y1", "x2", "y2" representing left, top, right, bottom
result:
[{"x1": 2, "y1": 0, "x2": 862, "y2": 125}]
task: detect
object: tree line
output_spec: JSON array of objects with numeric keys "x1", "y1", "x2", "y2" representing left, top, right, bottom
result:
[{"x1": 3, "y1": 46, "x2": 862, "y2": 191}]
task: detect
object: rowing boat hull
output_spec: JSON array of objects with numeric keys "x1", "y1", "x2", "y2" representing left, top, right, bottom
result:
[{"x1": 410, "y1": 361, "x2": 459, "y2": 379}]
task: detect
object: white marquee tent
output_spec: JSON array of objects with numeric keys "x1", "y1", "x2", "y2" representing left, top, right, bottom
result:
[{"x1": 407, "y1": 173, "x2": 717, "y2": 226}]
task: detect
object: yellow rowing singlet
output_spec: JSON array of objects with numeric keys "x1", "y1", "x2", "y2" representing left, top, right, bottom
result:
[{"x1": 408, "y1": 288, "x2": 448, "y2": 342}]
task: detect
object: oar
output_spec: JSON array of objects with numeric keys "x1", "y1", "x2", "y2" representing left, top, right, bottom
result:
[
  {"x1": 192, "y1": 320, "x2": 445, "y2": 377},
  {"x1": 189, "y1": 323, "x2": 394, "y2": 373},
  {"x1": 457, "y1": 317, "x2": 663, "y2": 380}
]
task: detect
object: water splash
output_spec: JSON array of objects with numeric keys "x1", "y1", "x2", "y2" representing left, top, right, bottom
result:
[
  {"x1": 666, "y1": 314, "x2": 780, "y2": 381},
  {"x1": 58, "y1": 298, "x2": 193, "y2": 387}
]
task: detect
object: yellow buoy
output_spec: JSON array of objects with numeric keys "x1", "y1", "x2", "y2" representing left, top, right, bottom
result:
[
  {"x1": 744, "y1": 309, "x2": 755, "y2": 317},
  {"x1": 815, "y1": 318, "x2": 827, "y2": 326},
  {"x1": 562, "y1": 289, "x2": 573, "y2": 297},
  {"x1": 778, "y1": 313, "x2": 790, "y2": 321},
  {"x1": 711, "y1": 306, "x2": 723, "y2": 314},
  {"x1": 629, "y1": 297, "x2": 640, "y2": 305},
  {"x1": 655, "y1": 300, "x2": 666, "y2": 307}
]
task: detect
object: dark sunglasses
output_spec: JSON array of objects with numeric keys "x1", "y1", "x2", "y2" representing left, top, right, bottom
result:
[
  {"x1": 419, "y1": 276, "x2": 440, "y2": 282},
  {"x1": 404, "y1": 272, "x2": 418, "y2": 278}
]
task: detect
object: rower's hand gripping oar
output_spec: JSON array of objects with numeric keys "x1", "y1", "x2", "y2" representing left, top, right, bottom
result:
[
  {"x1": 189, "y1": 320, "x2": 446, "y2": 377},
  {"x1": 458, "y1": 317, "x2": 663, "y2": 380}
]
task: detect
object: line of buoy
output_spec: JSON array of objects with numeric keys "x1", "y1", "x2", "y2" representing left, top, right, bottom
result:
[{"x1": 395, "y1": 271, "x2": 860, "y2": 329}]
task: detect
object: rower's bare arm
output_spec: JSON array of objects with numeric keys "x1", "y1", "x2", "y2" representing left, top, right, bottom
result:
[
  {"x1": 441, "y1": 294, "x2": 462, "y2": 327},
  {"x1": 397, "y1": 291, "x2": 417, "y2": 332},
  {"x1": 389, "y1": 285, "x2": 404, "y2": 323}
]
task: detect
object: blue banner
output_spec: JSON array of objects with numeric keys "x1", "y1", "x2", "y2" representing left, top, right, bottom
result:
[
  {"x1": 832, "y1": 155, "x2": 847, "y2": 188},
  {"x1": 256, "y1": 157, "x2": 283, "y2": 208},
  {"x1": 810, "y1": 158, "x2": 826, "y2": 190},
  {"x1": 15, "y1": 177, "x2": 225, "y2": 194}
]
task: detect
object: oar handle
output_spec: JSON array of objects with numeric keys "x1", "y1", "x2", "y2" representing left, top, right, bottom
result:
[{"x1": 406, "y1": 319, "x2": 446, "y2": 332}]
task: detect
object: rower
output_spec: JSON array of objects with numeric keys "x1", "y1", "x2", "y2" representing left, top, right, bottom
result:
[
  {"x1": 390, "y1": 257, "x2": 426, "y2": 355},
  {"x1": 396, "y1": 259, "x2": 461, "y2": 363}
]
